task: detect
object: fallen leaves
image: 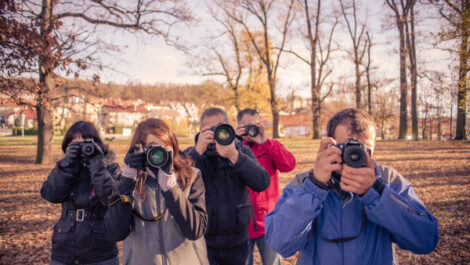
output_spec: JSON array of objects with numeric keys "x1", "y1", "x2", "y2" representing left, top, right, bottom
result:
[{"x1": 0, "y1": 139, "x2": 468, "y2": 264}]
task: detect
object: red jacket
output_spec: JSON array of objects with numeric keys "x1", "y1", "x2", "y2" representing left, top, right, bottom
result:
[{"x1": 244, "y1": 139, "x2": 296, "y2": 239}]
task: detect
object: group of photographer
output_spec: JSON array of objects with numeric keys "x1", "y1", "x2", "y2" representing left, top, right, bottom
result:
[{"x1": 40, "y1": 107, "x2": 438, "y2": 265}]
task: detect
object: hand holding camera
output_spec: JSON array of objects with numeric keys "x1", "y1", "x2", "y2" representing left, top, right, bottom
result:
[
  {"x1": 339, "y1": 149, "x2": 375, "y2": 195},
  {"x1": 216, "y1": 140, "x2": 239, "y2": 164},
  {"x1": 236, "y1": 123, "x2": 267, "y2": 145},
  {"x1": 195, "y1": 126, "x2": 214, "y2": 155},
  {"x1": 124, "y1": 145, "x2": 146, "y2": 170},
  {"x1": 59, "y1": 142, "x2": 81, "y2": 169},
  {"x1": 313, "y1": 138, "x2": 343, "y2": 184}
]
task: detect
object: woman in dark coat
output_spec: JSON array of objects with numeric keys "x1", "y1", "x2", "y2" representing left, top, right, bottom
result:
[{"x1": 41, "y1": 121, "x2": 119, "y2": 265}]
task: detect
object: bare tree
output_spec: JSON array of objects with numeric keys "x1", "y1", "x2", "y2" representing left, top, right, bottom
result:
[
  {"x1": 403, "y1": 0, "x2": 418, "y2": 140},
  {"x1": 386, "y1": 0, "x2": 414, "y2": 139},
  {"x1": 201, "y1": 3, "x2": 244, "y2": 112},
  {"x1": 222, "y1": 0, "x2": 296, "y2": 138},
  {"x1": 0, "y1": 0, "x2": 192, "y2": 164},
  {"x1": 285, "y1": 0, "x2": 338, "y2": 138},
  {"x1": 338, "y1": 0, "x2": 368, "y2": 109},
  {"x1": 431, "y1": 0, "x2": 469, "y2": 140},
  {"x1": 365, "y1": 31, "x2": 372, "y2": 115}
]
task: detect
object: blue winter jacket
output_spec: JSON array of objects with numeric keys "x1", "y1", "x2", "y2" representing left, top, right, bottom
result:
[{"x1": 265, "y1": 163, "x2": 439, "y2": 265}]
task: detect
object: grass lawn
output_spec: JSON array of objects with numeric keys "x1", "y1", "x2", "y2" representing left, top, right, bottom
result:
[{"x1": 0, "y1": 136, "x2": 469, "y2": 264}]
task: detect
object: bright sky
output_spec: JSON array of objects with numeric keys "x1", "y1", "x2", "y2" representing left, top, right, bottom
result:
[{"x1": 95, "y1": 1, "x2": 454, "y2": 99}]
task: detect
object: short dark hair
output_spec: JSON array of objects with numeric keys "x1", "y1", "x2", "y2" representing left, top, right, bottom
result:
[
  {"x1": 62, "y1": 121, "x2": 107, "y2": 154},
  {"x1": 326, "y1": 108, "x2": 376, "y2": 140},
  {"x1": 200, "y1": 107, "x2": 229, "y2": 126},
  {"x1": 237, "y1": 108, "x2": 258, "y2": 122}
]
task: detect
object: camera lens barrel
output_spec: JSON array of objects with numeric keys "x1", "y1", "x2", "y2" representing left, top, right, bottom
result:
[
  {"x1": 146, "y1": 145, "x2": 169, "y2": 168},
  {"x1": 212, "y1": 124, "x2": 235, "y2": 145},
  {"x1": 81, "y1": 141, "x2": 95, "y2": 157},
  {"x1": 245, "y1": 124, "x2": 259, "y2": 137},
  {"x1": 341, "y1": 138, "x2": 366, "y2": 168}
]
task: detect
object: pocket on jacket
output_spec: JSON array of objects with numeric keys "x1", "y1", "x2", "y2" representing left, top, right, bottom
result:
[
  {"x1": 51, "y1": 219, "x2": 74, "y2": 261},
  {"x1": 236, "y1": 203, "x2": 253, "y2": 233}
]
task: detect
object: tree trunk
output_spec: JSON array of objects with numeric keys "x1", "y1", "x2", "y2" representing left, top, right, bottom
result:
[
  {"x1": 308, "y1": 0, "x2": 321, "y2": 139},
  {"x1": 450, "y1": 102, "x2": 453, "y2": 139},
  {"x1": 36, "y1": 102, "x2": 54, "y2": 164},
  {"x1": 366, "y1": 32, "x2": 372, "y2": 115},
  {"x1": 36, "y1": 0, "x2": 54, "y2": 164},
  {"x1": 407, "y1": 3, "x2": 418, "y2": 140},
  {"x1": 398, "y1": 16, "x2": 408, "y2": 139},
  {"x1": 455, "y1": 1, "x2": 469, "y2": 140},
  {"x1": 355, "y1": 55, "x2": 361, "y2": 108}
]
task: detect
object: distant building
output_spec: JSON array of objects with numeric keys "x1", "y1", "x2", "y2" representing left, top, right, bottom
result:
[{"x1": 279, "y1": 112, "x2": 312, "y2": 137}]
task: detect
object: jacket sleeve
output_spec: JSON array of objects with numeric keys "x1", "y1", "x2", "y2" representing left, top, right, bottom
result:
[
  {"x1": 260, "y1": 139, "x2": 296, "y2": 172},
  {"x1": 104, "y1": 176, "x2": 136, "y2": 242},
  {"x1": 161, "y1": 170, "x2": 208, "y2": 241},
  {"x1": 87, "y1": 157, "x2": 116, "y2": 206},
  {"x1": 265, "y1": 173, "x2": 329, "y2": 258},
  {"x1": 358, "y1": 166, "x2": 439, "y2": 254},
  {"x1": 40, "y1": 163, "x2": 75, "y2": 203},
  {"x1": 185, "y1": 147, "x2": 207, "y2": 168},
  {"x1": 233, "y1": 143, "x2": 270, "y2": 192}
]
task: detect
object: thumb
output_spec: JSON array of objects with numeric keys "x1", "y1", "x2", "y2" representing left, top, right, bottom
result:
[{"x1": 319, "y1": 137, "x2": 336, "y2": 151}]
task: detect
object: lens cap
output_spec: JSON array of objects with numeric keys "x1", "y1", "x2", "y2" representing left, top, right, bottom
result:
[
  {"x1": 146, "y1": 145, "x2": 169, "y2": 168},
  {"x1": 214, "y1": 124, "x2": 235, "y2": 145}
]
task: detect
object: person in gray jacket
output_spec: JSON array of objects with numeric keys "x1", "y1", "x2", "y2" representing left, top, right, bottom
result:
[{"x1": 105, "y1": 118, "x2": 209, "y2": 265}]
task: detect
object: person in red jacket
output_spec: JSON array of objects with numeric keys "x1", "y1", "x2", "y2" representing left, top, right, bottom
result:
[{"x1": 236, "y1": 108, "x2": 296, "y2": 265}]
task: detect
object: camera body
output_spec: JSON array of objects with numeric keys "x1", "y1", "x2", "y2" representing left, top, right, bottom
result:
[
  {"x1": 144, "y1": 143, "x2": 169, "y2": 168},
  {"x1": 195, "y1": 123, "x2": 236, "y2": 156},
  {"x1": 244, "y1": 124, "x2": 259, "y2": 137},
  {"x1": 334, "y1": 138, "x2": 367, "y2": 168},
  {"x1": 79, "y1": 139, "x2": 96, "y2": 157}
]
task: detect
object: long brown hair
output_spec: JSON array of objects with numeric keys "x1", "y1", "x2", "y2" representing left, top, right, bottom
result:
[{"x1": 130, "y1": 118, "x2": 194, "y2": 197}]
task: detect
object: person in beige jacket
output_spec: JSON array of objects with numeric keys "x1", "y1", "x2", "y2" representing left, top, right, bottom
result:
[{"x1": 105, "y1": 118, "x2": 209, "y2": 265}]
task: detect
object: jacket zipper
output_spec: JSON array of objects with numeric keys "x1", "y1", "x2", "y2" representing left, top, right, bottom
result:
[{"x1": 390, "y1": 194, "x2": 426, "y2": 216}]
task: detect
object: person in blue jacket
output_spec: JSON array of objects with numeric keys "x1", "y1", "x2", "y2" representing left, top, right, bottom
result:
[{"x1": 265, "y1": 108, "x2": 439, "y2": 265}]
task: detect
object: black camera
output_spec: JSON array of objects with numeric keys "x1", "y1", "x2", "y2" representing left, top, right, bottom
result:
[
  {"x1": 144, "y1": 143, "x2": 170, "y2": 168},
  {"x1": 194, "y1": 123, "x2": 236, "y2": 156},
  {"x1": 334, "y1": 138, "x2": 367, "y2": 168},
  {"x1": 244, "y1": 124, "x2": 259, "y2": 137},
  {"x1": 211, "y1": 123, "x2": 235, "y2": 145},
  {"x1": 79, "y1": 139, "x2": 96, "y2": 157}
]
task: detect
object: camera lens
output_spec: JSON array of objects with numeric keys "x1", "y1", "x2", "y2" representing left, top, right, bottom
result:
[
  {"x1": 81, "y1": 142, "x2": 95, "y2": 157},
  {"x1": 217, "y1": 128, "x2": 231, "y2": 141},
  {"x1": 214, "y1": 124, "x2": 235, "y2": 145},
  {"x1": 343, "y1": 146, "x2": 366, "y2": 168},
  {"x1": 349, "y1": 151, "x2": 361, "y2": 161},
  {"x1": 146, "y1": 146, "x2": 169, "y2": 168},
  {"x1": 246, "y1": 125, "x2": 259, "y2": 137}
]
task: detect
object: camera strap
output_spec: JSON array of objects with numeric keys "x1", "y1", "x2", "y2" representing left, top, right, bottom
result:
[
  {"x1": 108, "y1": 193, "x2": 167, "y2": 223},
  {"x1": 314, "y1": 207, "x2": 366, "y2": 243}
]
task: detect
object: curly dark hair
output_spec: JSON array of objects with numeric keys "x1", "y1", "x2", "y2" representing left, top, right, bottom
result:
[{"x1": 326, "y1": 108, "x2": 376, "y2": 140}]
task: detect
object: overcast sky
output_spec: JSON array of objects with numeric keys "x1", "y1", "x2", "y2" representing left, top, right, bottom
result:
[{"x1": 94, "y1": 0, "x2": 454, "y2": 99}]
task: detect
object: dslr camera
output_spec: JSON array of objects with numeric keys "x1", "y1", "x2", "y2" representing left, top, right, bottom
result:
[
  {"x1": 244, "y1": 124, "x2": 259, "y2": 137},
  {"x1": 333, "y1": 138, "x2": 367, "y2": 168},
  {"x1": 79, "y1": 139, "x2": 96, "y2": 157},
  {"x1": 195, "y1": 123, "x2": 236, "y2": 156},
  {"x1": 144, "y1": 143, "x2": 170, "y2": 168}
]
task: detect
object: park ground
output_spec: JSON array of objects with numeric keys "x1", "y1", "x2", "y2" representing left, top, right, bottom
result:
[{"x1": 0, "y1": 136, "x2": 469, "y2": 264}]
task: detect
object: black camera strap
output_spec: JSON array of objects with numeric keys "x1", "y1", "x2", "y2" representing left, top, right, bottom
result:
[{"x1": 313, "y1": 207, "x2": 366, "y2": 243}]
